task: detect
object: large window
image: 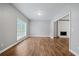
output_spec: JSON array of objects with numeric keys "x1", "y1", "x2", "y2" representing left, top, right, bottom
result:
[{"x1": 17, "y1": 18, "x2": 27, "y2": 40}]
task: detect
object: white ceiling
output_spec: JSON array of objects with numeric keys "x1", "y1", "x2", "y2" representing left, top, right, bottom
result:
[{"x1": 12, "y1": 3, "x2": 68, "y2": 21}]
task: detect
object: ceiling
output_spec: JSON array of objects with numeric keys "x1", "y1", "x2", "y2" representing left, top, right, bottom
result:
[{"x1": 12, "y1": 3, "x2": 68, "y2": 21}]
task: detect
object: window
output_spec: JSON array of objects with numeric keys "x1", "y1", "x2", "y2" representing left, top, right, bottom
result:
[{"x1": 17, "y1": 18, "x2": 27, "y2": 40}]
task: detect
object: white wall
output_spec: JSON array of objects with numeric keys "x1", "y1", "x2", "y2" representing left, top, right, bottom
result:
[
  {"x1": 30, "y1": 20, "x2": 50, "y2": 37},
  {"x1": 0, "y1": 4, "x2": 30, "y2": 51}
]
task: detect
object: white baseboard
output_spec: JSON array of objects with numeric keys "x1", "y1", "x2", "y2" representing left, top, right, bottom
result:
[
  {"x1": 30, "y1": 35, "x2": 50, "y2": 37},
  {"x1": 69, "y1": 49, "x2": 78, "y2": 56},
  {"x1": 0, "y1": 36, "x2": 28, "y2": 54}
]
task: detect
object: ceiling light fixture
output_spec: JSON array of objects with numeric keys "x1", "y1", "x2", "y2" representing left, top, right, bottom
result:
[{"x1": 37, "y1": 12, "x2": 41, "y2": 16}]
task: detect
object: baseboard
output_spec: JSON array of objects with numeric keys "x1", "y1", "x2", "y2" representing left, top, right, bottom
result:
[
  {"x1": 29, "y1": 35, "x2": 50, "y2": 38},
  {"x1": 0, "y1": 36, "x2": 29, "y2": 54},
  {"x1": 69, "y1": 49, "x2": 78, "y2": 56}
]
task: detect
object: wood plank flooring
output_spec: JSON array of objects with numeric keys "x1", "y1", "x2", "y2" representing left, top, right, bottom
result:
[{"x1": 0, "y1": 37, "x2": 73, "y2": 56}]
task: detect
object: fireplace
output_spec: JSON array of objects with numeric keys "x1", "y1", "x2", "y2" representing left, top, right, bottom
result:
[{"x1": 60, "y1": 31, "x2": 67, "y2": 36}]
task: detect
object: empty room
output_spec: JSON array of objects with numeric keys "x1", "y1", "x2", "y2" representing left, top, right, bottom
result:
[{"x1": 0, "y1": 3, "x2": 79, "y2": 56}]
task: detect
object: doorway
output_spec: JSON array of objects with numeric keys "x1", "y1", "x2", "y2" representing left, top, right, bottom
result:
[{"x1": 54, "y1": 14, "x2": 70, "y2": 55}]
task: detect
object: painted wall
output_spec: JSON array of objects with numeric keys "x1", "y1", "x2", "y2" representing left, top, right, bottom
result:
[
  {"x1": 30, "y1": 20, "x2": 50, "y2": 37},
  {"x1": 51, "y1": 4, "x2": 79, "y2": 55},
  {"x1": 0, "y1": 4, "x2": 30, "y2": 51},
  {"x1": 69, "y1": 4, "x2": 79, "y2": 55}
]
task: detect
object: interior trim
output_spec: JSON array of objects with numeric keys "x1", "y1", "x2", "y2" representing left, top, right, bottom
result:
[
  {"x1": 0, "y1": 36, "x2": 29, "y2": 54},
  {"x1": 69, "y1": 49, "x2": 78, "y2": 56}
]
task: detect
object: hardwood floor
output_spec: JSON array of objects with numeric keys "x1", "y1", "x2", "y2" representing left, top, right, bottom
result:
[{"x1": 0, "y1": 37, "x2": 73, "y2": 56}]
